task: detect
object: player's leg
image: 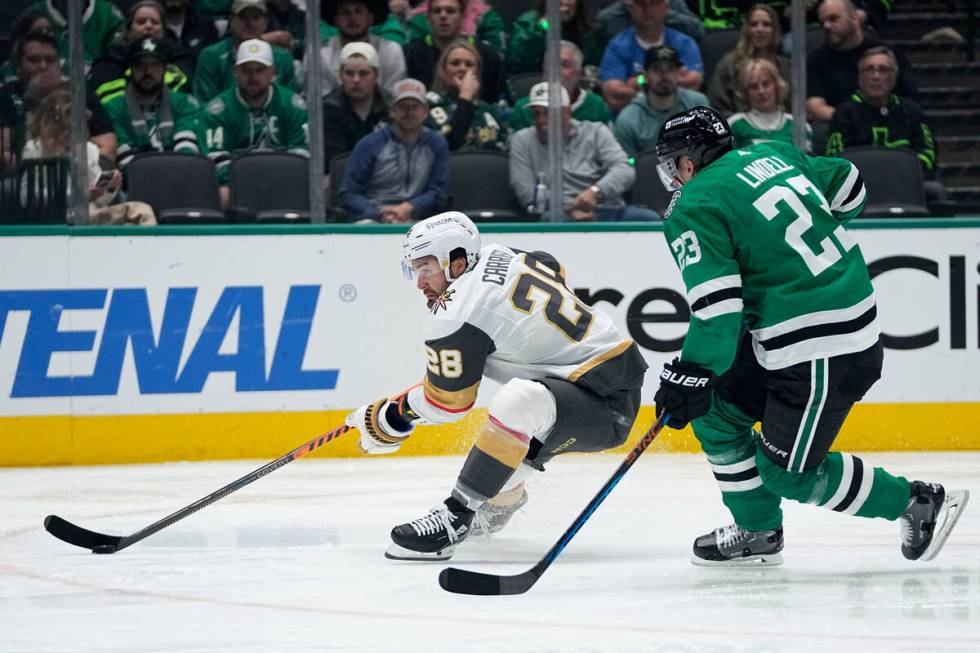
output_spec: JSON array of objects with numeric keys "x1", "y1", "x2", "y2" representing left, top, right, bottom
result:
[
  {"x1": 755, "y1": 341, "x2": 969, "y2": 560},
  {"x1": 387, "y1": 378, "x2": 556, "y2": 560},
  {"x1": 689, "y1": 333, "x2": 785, "y2": 566}
]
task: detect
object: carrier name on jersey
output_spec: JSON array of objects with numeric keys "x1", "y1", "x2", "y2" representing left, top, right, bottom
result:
[{"x1": 481, "y1": 249, "x2": 516, "y2": 286}]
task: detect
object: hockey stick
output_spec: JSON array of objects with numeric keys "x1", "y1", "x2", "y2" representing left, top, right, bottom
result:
[
  {"x1": 44, "y1": 424, "x2": 353, "y2": 554},
  {"x1": 438, "y1": 412, "x2": 669, "y2": 595}
]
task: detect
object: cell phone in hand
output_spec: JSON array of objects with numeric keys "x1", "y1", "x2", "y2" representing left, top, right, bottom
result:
[{"x1": 95, "y1": 170, "x2": 114, "y2": 188}]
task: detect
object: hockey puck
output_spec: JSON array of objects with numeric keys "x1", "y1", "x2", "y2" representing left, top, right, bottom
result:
[{"x1": 91, "y1": 544, "x2": 116, "y2": 554}]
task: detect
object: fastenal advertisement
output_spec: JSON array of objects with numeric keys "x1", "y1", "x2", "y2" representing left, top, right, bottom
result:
[{"x1": 1, "y1": 227, "x2": 978, "y2": 464}]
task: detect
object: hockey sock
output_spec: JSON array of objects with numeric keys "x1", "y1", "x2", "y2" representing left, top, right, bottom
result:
[
  {"x1": 451, "y1": 416, "x2": 531, "y2": 510},
  {"x1": 694, "y1": 399, "x2": 783, "y2": 532},
  {"x1": 757, "y1": 451, "x2": 910, "y2": 519}
]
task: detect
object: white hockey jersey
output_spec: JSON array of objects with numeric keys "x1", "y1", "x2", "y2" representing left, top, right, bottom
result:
[{"x1": 406, "y1": 244, "x2": 648, "y2": 424}]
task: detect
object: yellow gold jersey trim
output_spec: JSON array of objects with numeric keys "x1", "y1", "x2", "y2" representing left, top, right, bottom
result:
[
  {"x1": 568, "y1": 339, "x2": 635, "y2": 383},
  {"x1": 473, "y1": 420, "x2": 531, "y2": 468},
  {"x1": 423, "y1": 376, "x2": 481, "y2": 411}
]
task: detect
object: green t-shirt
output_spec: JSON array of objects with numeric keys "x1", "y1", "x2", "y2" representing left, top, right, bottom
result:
[
  {"x1": 663, "y1": 141, "x2": 875, "y2": 374},
  {"x1": 193, "y1": 38, "x2": 298, "y2": 102},
  {"x1": 198, "y1": 83, "x2": 309, "y2": 183},
  {"x1": 508, "y1": 90, "x2": 611, "y2": 132},
  {"x1": 32, "y1": 0, "x2": 124, "y2": 63},
  {"x1": 728, "y1": 110, "x2": 811, "y2": 153},
  {"x1": 104, "y1": 89, "x2": 202, "y2": 170}
]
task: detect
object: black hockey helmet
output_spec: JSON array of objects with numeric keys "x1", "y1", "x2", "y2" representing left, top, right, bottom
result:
[{"x1": 655, "y1": 106, "x2": 732, "y2": 189}]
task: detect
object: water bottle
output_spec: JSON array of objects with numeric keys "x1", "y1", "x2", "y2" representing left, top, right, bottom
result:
[{"x1": 531, "y1": 173, "x2": 548, "y2": 214}]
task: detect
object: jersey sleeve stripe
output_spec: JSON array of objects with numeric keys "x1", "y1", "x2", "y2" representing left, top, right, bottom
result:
[
  {"x1": 687, "y1": 274, "x2": 742, "y2": 305},
  {"x1": 830, "y1": 162, "x2": 865, "y2": 213},
  {"x1": 422, "y1": 376, "x2": 478, "y2": 413},
  {"x1": 691, "y1": 287, "x2": 743, "y2": 320}
]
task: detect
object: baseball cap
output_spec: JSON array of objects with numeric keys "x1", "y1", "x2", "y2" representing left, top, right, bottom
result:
[
  {"x1": 232, "y1": 0, "x2": 267, "y2": 14},
  {"x1": 127, "y1": 37, "x2": 168, "y2": 65},
  {"x1": 340, "y1": 41, "x2": 380, "y2": 69},
  {"x1": 644, "y1": 45, "x2": 680, "y2": 69},
  {"x1": 392, "y1": 78, "x2": 428, "y2": 105},
  {"x1": 236, "y1": 39, "x2": 274, "y2": 66},
  {"x1": 527, "y1": 82, "x2": 570, "y2": 108}
]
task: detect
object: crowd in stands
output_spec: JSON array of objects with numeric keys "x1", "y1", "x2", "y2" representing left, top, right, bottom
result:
[{"x1": 0, "y1": 0, "x2": 941, "y2": 224}]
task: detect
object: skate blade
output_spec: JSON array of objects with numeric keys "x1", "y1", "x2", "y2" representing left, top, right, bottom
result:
[
  {"x1": 384, "y1": 542, "x2": 456, "y2": 561},
  {"x1": 691, "y1": 552, "x2": 783, "y2": 567},
  {"x1": 919, "y1": 489, "x2": 970, "y2": 562}
]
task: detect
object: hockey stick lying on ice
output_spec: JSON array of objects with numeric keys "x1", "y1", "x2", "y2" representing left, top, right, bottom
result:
[
  {"x1": 44, "y1": 424, "x2": 353, "y2": 554},
  {"x1": 438, "y1": 412, "x2": 669, "y2": 596}
]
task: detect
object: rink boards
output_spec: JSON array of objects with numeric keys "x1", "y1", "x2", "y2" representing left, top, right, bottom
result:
[{"x1": 1, "y1": 222, "x2": 979, "y2": 466}]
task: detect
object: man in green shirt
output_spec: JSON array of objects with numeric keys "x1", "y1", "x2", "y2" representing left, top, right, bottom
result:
[
  {"x1": 508, "y1": 41, "x2": 611, "y2": 133},
  {"x1": 193, "y1": 0, "x2": 298, "y2": 102},
  {"x1": 31, "y1": 0, "x2": 124, "y2": 65},
  {"x1": 198, "y1": 38, "x2": 309, "y2": 206},
  {"x1": 651, "y1": 106, "x2": 968, "y2": 567},
  {"x1": 103, "y1": 37, "x2": 201, "y2": 175}
]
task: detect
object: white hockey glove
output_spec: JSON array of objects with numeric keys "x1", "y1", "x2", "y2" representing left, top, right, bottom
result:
[{"x1": 346, "y1": 397, "x2": 416, "y2": 455}]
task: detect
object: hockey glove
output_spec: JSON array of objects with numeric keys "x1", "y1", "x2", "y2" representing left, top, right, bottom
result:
[
  {"x1": 347, "y1": 396, "x2": 416, "y2": 455},
  {"x1": 654, "y1": 358, "x2": 714, "y2": 429}
]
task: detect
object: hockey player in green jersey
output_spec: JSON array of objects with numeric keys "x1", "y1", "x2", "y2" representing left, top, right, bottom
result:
[{"x1": 651, "y1": 106, "x2": 969, "y2": 566}]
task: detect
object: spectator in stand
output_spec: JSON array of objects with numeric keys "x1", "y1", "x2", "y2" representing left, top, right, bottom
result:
[
  {"x1": 28, "y1": 0, "x2": 124, "y2": 67},
  {"x1": 599, "y1": 0, "x2": 704, "y2": 113},
  {"x1": 161, "y1": 0, "x2": 219, "y2": 69},
  {"x1": 598, "y1": 0, "x2": 705, "y2": 43},
  {"x1": 1, "y1": 10, "x2": 55, "y2": 87},
  {"x1": 403, "y1": 0, "x2": 505, "y2": 104},
  {"x1": 323, "y1": 42, "x2": 388, "y2": 163},
  {"x1": 340, "y1": 78, "x2": 448, "y2": 222},
  {"x1": 826, "y1": 46, "x2": 935, "y2": 176},
  {"x1": 21, "y1": 87, "x2": 156, "y2": 225},
  {"x1": 89, "y1": 1, "x2": 195, "y2": 104},
  {"x1": 806, "y1": 0, "x2": 915, "y2": 122},
  {"x1": 508, "y1": 0, "x2": 605, "y2": 75},
  {"x1": 707, "y1": 4, "x2": 790, "y2": 117},
  {"x1": 728, "y1": 58, "x2": 809, "y2": 150},
  {"x1": 0, "y1": 33, "x2": 117, "y2": 168},
  {"x1": 509, "y1": 40, "x2": 611, "y2": 132},
  {"x1": 424, "y1": 40, "x2": 505, "y2": 151},
  {"x1": 613, "y1": 45, "x2": 707, "y2": 159},
  {"x1": 103, "y1": 37, "x2": 201, "y2": 175},
  {"x1": 322, "y1": 0, "x2": 410, "y2": 45},
  {"x1": 194, "y1": 0, "x2": 298, "y2": 102},
  {"x1": 511, "y1": 82, "x2": 658, "y2": 221},
  {"x1": 405, "y1": 0, "x2": 505, "y2": 51},
  {"x1": 198, "y1": 39, "x2": 309, "y2": 206},
  {"x1": 263, "y1": 0, "x2": 307, "y2": 56},
  {"x1": 321, "y1": 0, "x2": 407, "y2": 99}
]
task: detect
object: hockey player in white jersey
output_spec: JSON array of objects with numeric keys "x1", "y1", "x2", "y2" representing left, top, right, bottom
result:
[{"x1": 345, "y1": 212, "x2": 649, "y2": 560}]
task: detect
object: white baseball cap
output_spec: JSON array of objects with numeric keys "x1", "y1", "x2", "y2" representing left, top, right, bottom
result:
[
  {"x1": 340, "y1": 41, "x2": 380, "y2": 69},
  {"x1": 528, "y1": 82, "x2": 570, "y2": 108},
  {"x1": 236, "y1": 39, "x2": 274, "y2": 67},
  {"x1": 232, "y1": 0, "x2": 267, "y2": 14},
  {"x1": 392, "y1": 78, "x2": 428, "y2": 105}
]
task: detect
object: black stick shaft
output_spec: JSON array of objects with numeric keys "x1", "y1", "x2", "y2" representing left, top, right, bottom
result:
[{"x1": 45, "y1": 424, "x2": 353, "y2": 552}]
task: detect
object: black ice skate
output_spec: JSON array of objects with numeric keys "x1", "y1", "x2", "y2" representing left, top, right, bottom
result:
[
  {"x1": 385, "y1": 499, "x2": 474, "y2": 561},
  {"x1": 692, "y1": 523, "x2": 784, "y2": 567},
  {"x1": 470, "y1": 484, "x2": 528, "y2": 537},
  {"x1": 900, "y1": 481, "x2": 970, "y2": 561}
]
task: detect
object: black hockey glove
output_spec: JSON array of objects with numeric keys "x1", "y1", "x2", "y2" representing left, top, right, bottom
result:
[{"x1": 654, "y1": 358, "x2": 714, "y2": 429}]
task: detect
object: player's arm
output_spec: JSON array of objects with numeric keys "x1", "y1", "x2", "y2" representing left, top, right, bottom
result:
[
  {"x1": 806, "y1": 153, "x2": 867, "y2": 223},
  {"x1": 347, "y1": 323, "x2": 495, "y2": 454}
]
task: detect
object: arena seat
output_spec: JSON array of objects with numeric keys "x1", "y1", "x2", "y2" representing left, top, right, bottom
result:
[
  {"x1": 840, "y1": 146, "x2": 930, "y2": 217},
  {"x1": 229, "y1": 152, "x2": 311, "y2": 223},
  {"x1": 448, "y1": 150, "x2": 527, "y2": 222},
  {"x1": 127, "y1": 152, "x2": 227, "y2": 224}
]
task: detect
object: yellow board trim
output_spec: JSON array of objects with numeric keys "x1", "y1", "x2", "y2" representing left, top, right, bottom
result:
[{"x1": 1, "y1": 402, "x2": 979, "y2": 467}]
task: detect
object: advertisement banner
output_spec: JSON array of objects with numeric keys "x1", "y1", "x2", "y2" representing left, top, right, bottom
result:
[{"x1": 1, "y1": 226, "x2": 978, "y2": 464}]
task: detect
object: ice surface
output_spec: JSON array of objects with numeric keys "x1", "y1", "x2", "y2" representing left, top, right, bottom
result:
[{"x1": 2, "y1": 452, "x2": 978, "y2": 653}]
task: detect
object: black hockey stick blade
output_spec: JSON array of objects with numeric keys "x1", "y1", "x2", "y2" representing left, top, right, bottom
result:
[
  {"x1": 43, "y1": 424, "x2": 352, "y2": 554},
  {"x1": 44, "y1": 515, "x2": 125, "y2": 553},
  {"x1": 438, "y1": 414, "x2": 669, "y2": 596}
]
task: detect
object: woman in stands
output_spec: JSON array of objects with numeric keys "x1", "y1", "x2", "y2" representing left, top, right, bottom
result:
[
  {"x1": 88, "y1": 0, "x2": 193, "y2": 103},
  {"x1": 727, "y1": 58, "x2": 810, "y2": 152},
  {"x1": 507, "y1": 0, "x2": 604, "y2": 76},
  {"x1": 707, "y1": 3, "x2": 789, "y2": 117},
  {"x1": 426, "y1": 40, "x2": 507, "y2": 151}
]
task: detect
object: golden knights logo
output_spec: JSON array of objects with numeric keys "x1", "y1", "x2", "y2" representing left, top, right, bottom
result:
[{"x1": 430, "y1": 288, "x2": 456, "y2": 314}]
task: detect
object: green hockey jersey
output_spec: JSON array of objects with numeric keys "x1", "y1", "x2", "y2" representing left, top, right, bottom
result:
[
  {"x1": 103, "y1": 89, "x2": 201, "y2": 171},
  {"x1": 198, "y1": 83, "x2": 309, "y2": 184},
  {"x1": 663, "y1": 140, "x2": 876, "y2": 374},
  {"x1": 192, "y1": 38, "x2": 298, "y2": 102},
  {"x1": 32, "y1": 0, "x2": 124, "y2": 64}
]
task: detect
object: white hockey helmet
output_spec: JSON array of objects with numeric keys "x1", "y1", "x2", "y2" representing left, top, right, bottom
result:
[{"x1": 402, "y1": 211, "x2": 482, "y2": 281}]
